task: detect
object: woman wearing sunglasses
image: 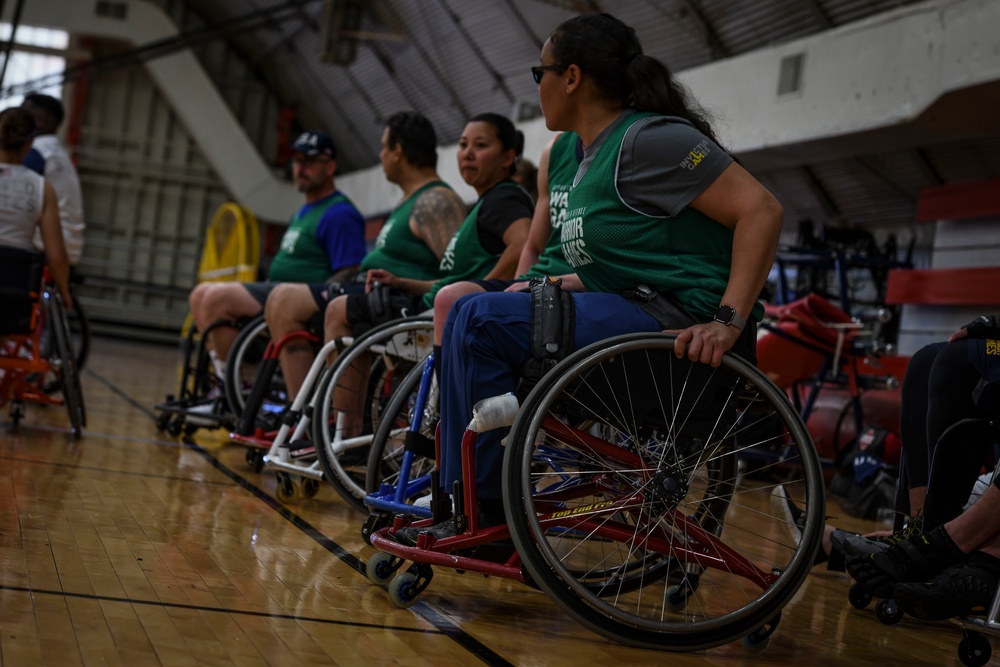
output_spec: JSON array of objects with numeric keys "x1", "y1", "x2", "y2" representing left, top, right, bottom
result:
[{"x1": 402, "y1": 12, "x2": 783, "y2": 541}]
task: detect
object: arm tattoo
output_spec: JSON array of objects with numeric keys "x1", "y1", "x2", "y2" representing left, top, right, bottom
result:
[{"x1": 411, "y1": 187, "x2": 468, "y2": 259}]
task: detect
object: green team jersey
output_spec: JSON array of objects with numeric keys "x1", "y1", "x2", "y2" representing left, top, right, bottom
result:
[
  {"x1": 562, "y1": 113, "x2": 752, "y2": 320},
  {"x1": 268, "y1": 191, "x2": 357, "y2": 284},
  {"x1": 521, "y1": 131, "x2": 579, "y2": 280},
  {"x1": 421, "y1": 181, "x2": 528, "y2": 309},
  {"x1": 361, "y1": 180, "x2": 451, "y2": 281}
]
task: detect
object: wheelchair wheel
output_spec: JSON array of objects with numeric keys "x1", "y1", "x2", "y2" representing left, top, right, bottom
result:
[
  {"x1": 364, "y1": 358, "x2": 437, "y2": 501},
  {"x1": 225, "y1": 315, "x2": 283, "y2": 417},
  {"x1": 67, "y1": 285, "x2": 91, "y2": 372},
  {"x1": 48, "y1": 290, "x2": 86, "y2": 436},
  {"x1": 503, "y1": 332, "x2": 823, "y2": 651},
  {"x1": 312, "y1": 316, "x2": 433, "y2": 511}
]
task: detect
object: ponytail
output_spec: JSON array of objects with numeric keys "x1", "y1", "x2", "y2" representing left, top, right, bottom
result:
[
  {"x1": 550, "y1": 13, "x2": 726, "y2": 150},
  {"x1": 626, "y1": 54, "x2": 722, "y2": 148}
]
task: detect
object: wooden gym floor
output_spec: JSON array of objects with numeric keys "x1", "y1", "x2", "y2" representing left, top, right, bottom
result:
[{"x1": 0, "y1": 336, "x2": 988, "y2": 666}]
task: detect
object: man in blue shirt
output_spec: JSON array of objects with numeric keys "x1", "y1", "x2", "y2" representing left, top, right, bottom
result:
[{"x1": 189, "y1": 131, "x2": 366, "y2": 381}]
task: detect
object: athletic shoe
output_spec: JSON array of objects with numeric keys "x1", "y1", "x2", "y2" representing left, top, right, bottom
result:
[
  {"x1": 183, "y1": 384, "x2": 228, "y2": 426},
  {"x1": 393, "y1": 504, "x2": 503, "y2": 546},
  {"x1": 893, "y1": 551, "x2": 1000, "y2": 620},
  {"x1": 845, "y1": 525, "x2": 966, "y2": 598},
  {"x1": 831, "y1": 522, "x2": 920, "y2": 558},
  {"x1": 393, "y1": 516, "x2": 462, "y2": 546}
]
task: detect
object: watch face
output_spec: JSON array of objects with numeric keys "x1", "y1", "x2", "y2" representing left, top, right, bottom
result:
[{"x1": 715, "y1": 306, "x2": 735, "y2": 324}]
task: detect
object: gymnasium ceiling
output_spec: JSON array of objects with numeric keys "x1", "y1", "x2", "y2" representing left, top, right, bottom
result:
[
  {"x1": 42, "y1": 0, "x2": 1000, "y2": 246},
  {"x1": 171, "y1": 0, "x2": 999, "y2": 246}
]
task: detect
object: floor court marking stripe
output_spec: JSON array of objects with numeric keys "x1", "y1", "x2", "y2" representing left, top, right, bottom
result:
[
  {"x1": 88, "y1": 354, "x2": 514, "y2": 667},
  {"x1": 0, "y1": 584, "x2": 442, "y2": 633},
  {"x1": 0, "y1": 453, "x2": 233, "y2": 485}
]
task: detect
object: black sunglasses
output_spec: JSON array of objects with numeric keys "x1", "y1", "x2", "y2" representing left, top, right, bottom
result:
[{"x1": 531, "y1": 65, "x2": 566, "y2": 84}]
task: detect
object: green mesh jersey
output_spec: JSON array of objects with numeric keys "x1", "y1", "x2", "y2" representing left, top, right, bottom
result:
[
  {"x1": 562, "y1": 113, "x2": 746, "y2": 320},
  {"x1": 361, "y1": 180, "x2": 450, "y2": 280},
  {"x1": 521, "y1": 131, "x2": 579, "y2": 280},
  {"x1": 267, "y1": 191, "x2": 355, "y2": 284},
  {"x1": 421, "y1": 181, "x2": 529, "y2": 309}
]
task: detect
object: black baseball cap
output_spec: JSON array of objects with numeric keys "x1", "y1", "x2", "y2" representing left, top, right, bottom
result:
[{"x1": 292, "y1": 131, "x2": 337, "y2": 159}]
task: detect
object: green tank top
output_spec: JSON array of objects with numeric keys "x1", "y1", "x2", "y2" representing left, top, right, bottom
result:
[
  {"x1": 421, "y1": 181, "x2": 527, "y2": 309},
  {"x1": 268, "y1": 191, "x2": 354, "y2": 284},
  {"x1": 361, "y1": 180, "x2": 450, "y2": 280},
  {"x1": 521, "y1": 131, "x2": 579, "y2": 280},
  {"x1": 563, "y1": 114, "x2": 753, "y2": 320}
]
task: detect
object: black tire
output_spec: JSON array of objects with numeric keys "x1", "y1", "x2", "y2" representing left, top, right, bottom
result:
[
  {"x1": 312, "y1": 316, "x2": 432, "y2": 511},
  {"x1": 364, "y1": 358, "x2": 437, "y2": 501},
  {"x1": 67, "y1": 287, "x2": 91, "y2": 372},
  {"x1": 48, "y1": 290, "x2": 86, "y2": 437},
  {"x1": 502, "y1": 333, "x2": 823, "y2": 651},
  {"x1": 224, "y1": 315, "x2": 281, "y2": 416}
]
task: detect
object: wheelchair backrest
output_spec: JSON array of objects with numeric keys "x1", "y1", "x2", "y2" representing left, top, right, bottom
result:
[{"x1": 0, "y1": 246, "x2": 45, "y2": 335}]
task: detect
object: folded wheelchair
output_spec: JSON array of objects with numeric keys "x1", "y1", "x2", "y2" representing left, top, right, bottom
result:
[{"x1": 364, "y1": 332, "x2": 824, "y2": 652}]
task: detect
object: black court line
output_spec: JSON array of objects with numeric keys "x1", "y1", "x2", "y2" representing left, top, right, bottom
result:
[
  {"x1": 0, "y1": 453, "x2": 233, "y2": 485},
  {"x1": 88, "y1": 359, "x2": 515, "y2": 667},
  {"x1": 0, "y1": 584, "x2": 442, "y2": 633},
  {"x1": 181, "y1": 437, "x2": 515, "y2": 667},
  {"x1": 0, "y1": 419, "x2": 208, "y2": 449},
  {"x1": 86, "y1": 367, "x2": 159, "y2": 419}
]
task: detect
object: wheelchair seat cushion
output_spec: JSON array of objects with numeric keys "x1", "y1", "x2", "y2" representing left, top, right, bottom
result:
[{"x1": 0, "y1": 245, "x2": 44, "y2": 335}]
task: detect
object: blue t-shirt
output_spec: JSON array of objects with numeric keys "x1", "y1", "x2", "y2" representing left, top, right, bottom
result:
[
  {"x1": 312, "y1": 197, "x2": 367, "y2": 274},
  {"x1": 22, "y1": 148, "x2": 45, "y2": 175}
]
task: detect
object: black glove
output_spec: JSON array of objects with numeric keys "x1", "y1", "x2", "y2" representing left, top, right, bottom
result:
[{"x1": 962, "y1": 315, "x2": 1000, "y2": 339}]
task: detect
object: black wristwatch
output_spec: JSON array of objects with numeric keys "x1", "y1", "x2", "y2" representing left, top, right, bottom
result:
[{"x1": 713, "y1": 305, "x2": 746, "y2": 331}]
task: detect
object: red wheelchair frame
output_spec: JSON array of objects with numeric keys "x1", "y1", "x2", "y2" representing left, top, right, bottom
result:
[
  {"x1": 0, "y1": 250, "x2": 86, "y2": 436},
  {"x1": 364, "y1": 332, "x2": 824, "y2": 653}
]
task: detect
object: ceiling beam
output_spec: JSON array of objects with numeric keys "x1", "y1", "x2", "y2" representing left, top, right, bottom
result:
[
  {"x1": 913, "y1": 147, "x2": 945, "y2": 185},
  {"x1": 676, "y1": 0, "x2": 730, "y2": 60},
  {"x1": 802, "y1": 165, "x2": 840, "y2": 218},
  {"x1": 501, "y1": 0, "x2": 543, "y2": 51},
  {"x1": 365, "y1": 40, "x2": 432, "y2": 119},
  {"x1": 801, "y1": 0, "x2": 834, "y2": 29},
  {"x1": 435, "y1": 0, "x2": 515, "y2": 105},
  {"x1": 373, "y1": 1, "x2": 470, "y2": 119}
]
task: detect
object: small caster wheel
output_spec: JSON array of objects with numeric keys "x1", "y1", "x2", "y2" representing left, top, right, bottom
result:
[
  {"x1": 362, "y1": 513, "x2": 391, "y2": 546},
  {"x1": 366, "y1": 552, "x2": 403, "y2": 585},
  {"x1": 741, "y1": 633, "x2": 769, "y2": 652},
  {"x1": 665, "y1": 584, "x2": 689, "y2": 612},
  {"x1": 166, "y1": 418, "x2": 183, "y2": 437},
  {"x1": 959, "y1": 631, "x2": 992, "y2": 667},
  {"x1": 742, "y1": 613, "x2": 779, "y2": 652},
  {"x1": 245, "y1": 448, "x2": 265, "y2": 473},
  {"x1": 183, "y1": 423, "x2": 200, "y2": 436},
  {"x1": 276, "y1": 474, "x2": 299, "y2": 503},
  {"x1": 848, "y1": 582, "x2": 873, "y2": 609},
  {"x1": 875, "y1": 598, "x2": 903, "y2": 625},
  {"x1": 302, "y1": 479, "x2": 321, "y2": 498},
  {"x1": 388, "y1": 571, "x2": 420, "y2": 608},
  {"x1": 154, "y1": 412, "x2": 171, "y2": 431}
]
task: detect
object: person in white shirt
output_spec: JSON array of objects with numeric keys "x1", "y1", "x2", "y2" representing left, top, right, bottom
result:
[{"x1": 22, "y1": 92, "x2": 85, "y2": 267}]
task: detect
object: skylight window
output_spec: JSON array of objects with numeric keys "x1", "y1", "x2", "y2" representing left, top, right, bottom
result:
[{"x1": 0, "y1": 23, "x2": 69, "y2": 107}]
